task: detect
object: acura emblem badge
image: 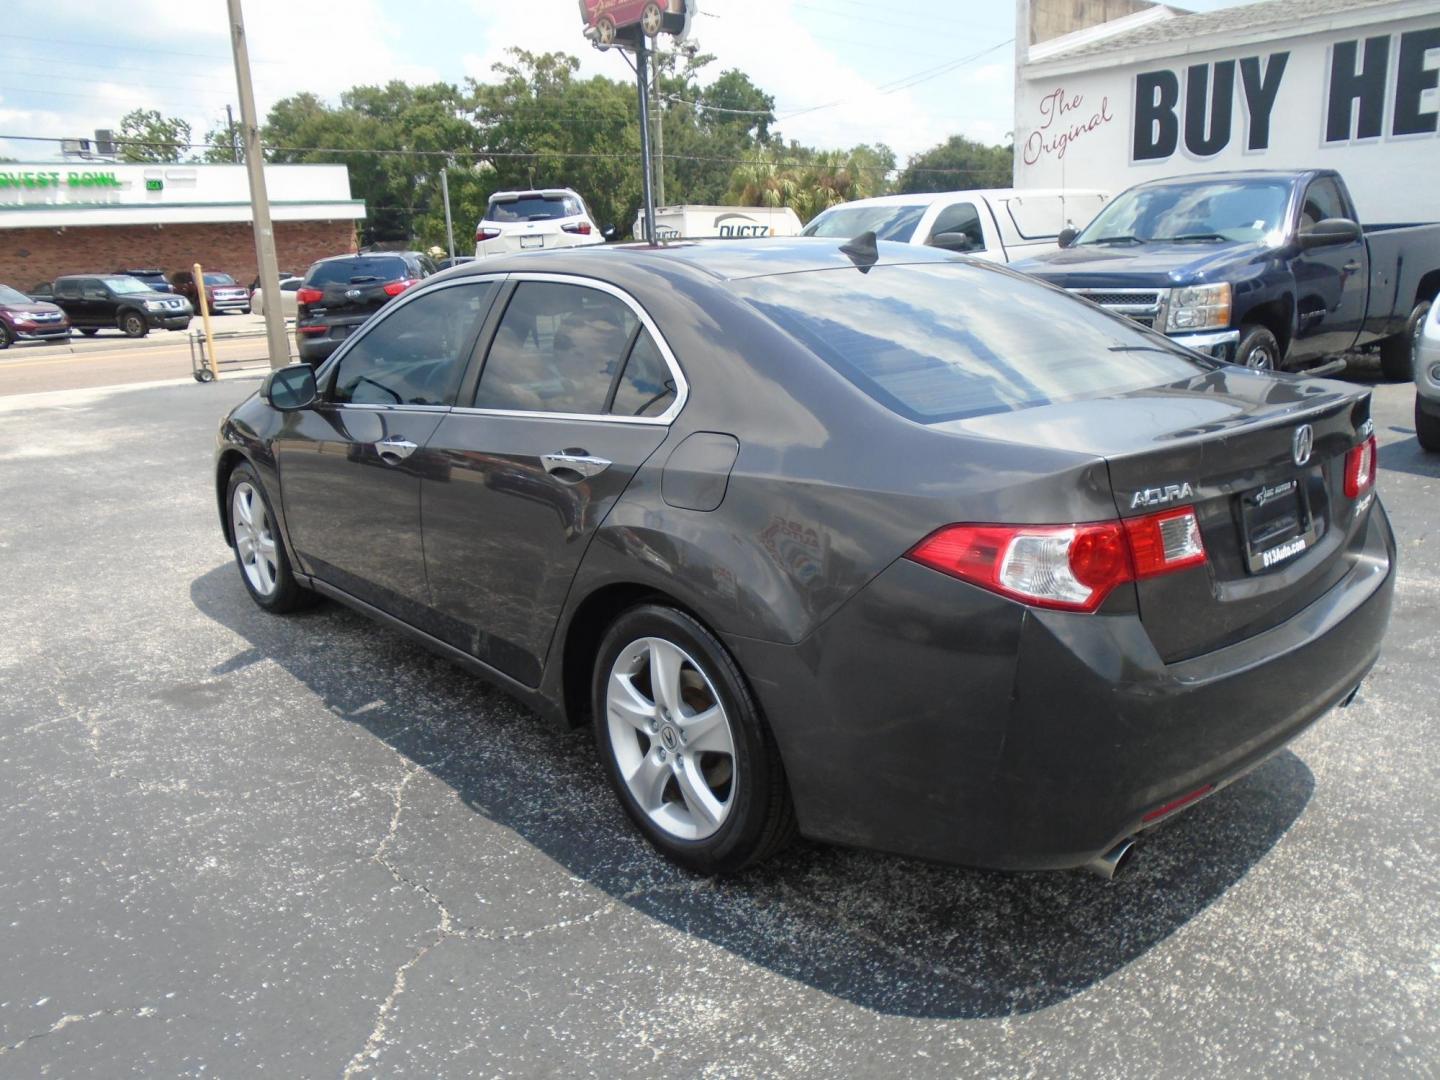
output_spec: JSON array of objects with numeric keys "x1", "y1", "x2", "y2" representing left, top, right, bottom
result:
[{"x1": 1292, "y1": 424, "x2": 1314, "y2": 467}]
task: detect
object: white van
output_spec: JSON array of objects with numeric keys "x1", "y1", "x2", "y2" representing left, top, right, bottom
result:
[
  {"x1": 799, "y1": 189, "x2": 1109, "y2": 263},
  {"x1": 633, "y1": 205, "x2": 804, "y2": 242}
]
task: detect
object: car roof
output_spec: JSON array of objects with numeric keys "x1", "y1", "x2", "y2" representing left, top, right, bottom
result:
[{"x1": 438, "y1": 236, "x2": 965, "y2": 285}]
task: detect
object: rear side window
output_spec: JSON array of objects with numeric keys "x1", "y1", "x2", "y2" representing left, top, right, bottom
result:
[
  {"x1": 731, "y1": 263, "x2": 1209, "y2": 423},
  {"x1": 611, "y1": 331, "x2": 675, "y2": 417},
  {"x1": 55, "y1": 279, "x2": 80, "y2": 299},
  {"x1": 306, "y1": 257, "x2": 408, "y2": 288},
  {"x1": 474, "y1": 282, "x2": 640, "y2": 415},
  {"x1": 485, "y1": 195, "x2": 578, "y2": 223},
  {"x1": 331, "y1": 282, "x2": 495, "y2": 406}
]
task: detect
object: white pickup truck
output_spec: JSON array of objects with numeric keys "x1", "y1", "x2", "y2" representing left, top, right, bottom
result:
[{"x1": 800, "y1": 188, "x2": 1109, "y2": 263}]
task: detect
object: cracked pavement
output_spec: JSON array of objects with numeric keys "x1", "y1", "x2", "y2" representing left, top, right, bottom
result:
[{"x1": 0, "y1": 368, "x2": 1436, "y2": 1078}]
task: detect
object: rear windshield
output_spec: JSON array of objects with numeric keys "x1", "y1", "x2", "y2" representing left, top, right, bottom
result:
[
  {"x1": 730, "y1": 263, "x2": 1210, "y2": 423},
  {"x1": 486, "y1": 194, "x2": 581, "y2": 223},
  {"x1": 305, "y1": 257, "x2": 408, "y2": 287},
  {"x1": 801, "y1": 204, "x2": 928, "y2": 243}
]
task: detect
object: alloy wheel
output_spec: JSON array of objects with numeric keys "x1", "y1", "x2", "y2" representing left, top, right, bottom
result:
[
  {"x1": 641, "y1": 2, "x2": 663, "y2": 36},
  {"x1": 1246, "y1": 344, "x2": 1274, "y2": 370},
  {"x1": 232, "y1": 481, "x2": 279, "y2": 596},
  {"x1": 606, "y1": 636, "x2": 737, "y2": 841}
]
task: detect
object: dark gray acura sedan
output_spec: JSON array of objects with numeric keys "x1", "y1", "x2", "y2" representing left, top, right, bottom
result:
[{"x1": 215, "y1": 239, "x2": 1395, "y2": 878}]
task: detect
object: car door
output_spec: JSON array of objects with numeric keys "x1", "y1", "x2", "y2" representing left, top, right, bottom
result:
[
  {"x1": 273, "y1": 278, "x2": 499, "y2": 622},
  {"x1": 53, "y1": 279, "x2": 84, "y2": 325},
  {"x1": 1289, "y1": 175, "x2": 1367, "y2": 361},
  {"x1": 419, "y1": 275, "x2": 683, "y2": 687}
]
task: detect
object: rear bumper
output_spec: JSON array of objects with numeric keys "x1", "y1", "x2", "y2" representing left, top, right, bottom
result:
[{"x1": 727, "y1": 502, "x2": 1396, "y2": 871}]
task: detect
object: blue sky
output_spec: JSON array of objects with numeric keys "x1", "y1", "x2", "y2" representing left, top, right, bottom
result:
[{"x1": 1, "y1": 0, "x2": 1250, "y2": 165}]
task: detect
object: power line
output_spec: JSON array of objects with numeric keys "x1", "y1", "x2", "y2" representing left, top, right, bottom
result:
[{"x1": 0, "y1": 31, "x2": 291, "y2": 66}]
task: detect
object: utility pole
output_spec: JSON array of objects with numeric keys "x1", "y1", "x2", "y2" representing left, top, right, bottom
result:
[
  {"x1": 226, "y1": 0, "x2": 290, "y2": 369},
  {"x1": 634, "y1": 33, "x2": 657, "y2": 245},
  {"x1": 440, "y1": 163, "x2": 456, "y2": 262},
  {"x1": 652, "y1": 44, "x2": 665, "y2": 207},
  {"x1": 225, "y1": 103, "x2": 239, "y2": 164}
]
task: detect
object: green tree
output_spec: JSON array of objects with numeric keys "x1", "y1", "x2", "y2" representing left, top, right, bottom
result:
[
  {"x1": 896, "y1": 135, "x2": 1013, "y2": 193},
  {"x1": 201, "y1": 116, "x2": 243, "y2": 164},
  {"x1": 116, "y1": 109, "x2": 192, "y2": 163}
]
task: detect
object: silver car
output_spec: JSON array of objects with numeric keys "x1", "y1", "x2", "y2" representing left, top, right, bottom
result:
[{"x1": 1416, "y1": 299, "x2": 1440, "y2": 452}]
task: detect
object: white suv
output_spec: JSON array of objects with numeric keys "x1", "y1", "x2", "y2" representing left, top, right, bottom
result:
[{"x1": 474, "y1": 189, "x2": 606, "y2": 257}]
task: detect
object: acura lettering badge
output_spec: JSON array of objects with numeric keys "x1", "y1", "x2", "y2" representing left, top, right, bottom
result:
[{"x1": 1292, "y1": 424, "x2": 1314, "y2": 467}]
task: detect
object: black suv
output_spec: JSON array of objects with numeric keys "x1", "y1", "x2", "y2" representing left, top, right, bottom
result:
[
  {"x1": 296, "y1": 251, "x2": 437, "y2": 363},
  {"x1": 48, "y1": 275, "x2": 192, "y2": 337},
  {"x1": 114, "y1": 268, "x2": 174, "y2": 293}
]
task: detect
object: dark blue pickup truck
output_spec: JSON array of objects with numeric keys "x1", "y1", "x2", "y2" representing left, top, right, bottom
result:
[{"x1": 1015, "y1": 170, "x2": 1440, "y2": 379}]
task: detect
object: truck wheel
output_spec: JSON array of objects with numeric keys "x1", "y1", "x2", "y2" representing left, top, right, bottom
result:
[
  {"x1": 120, "y1": 310, "x2": 148, "y2": 338},
  {"x1": 1380, "y1": 302, "x2": 1430, "y2": 382},
  {"x1": 79, "y1": 328, "x2": 99, "y2": 337},
  {"x1": 1235, "y1": 325, "x2": 1280, "y2": 370},
  {"x1": 1417, "y1": 396, "x2": 1440, "y2": 453}
]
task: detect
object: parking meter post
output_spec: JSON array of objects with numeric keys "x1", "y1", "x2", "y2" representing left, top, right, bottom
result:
[
  {"x1": 441, "y1": 165, "x2": 456, "y2": 262},
  {"x1": 635, "y1": 32, "x2": 658, "y2": 247},
  {"x1": 194, "y1": 262, "x2": 219, "y2": 381},
  {"x1": 226, "y1": 0, "x2": 290, "y2": 370}
]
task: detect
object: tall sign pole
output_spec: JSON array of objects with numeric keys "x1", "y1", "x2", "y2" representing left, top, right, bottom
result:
[
  {"x1": 440, "y1": 164, "x2": 456, "y2": 262},
  {"x1": 226, "y1": 0, "x2": 290, "y2": 370},
  {"x1": 652, "y1": 45, "x2": 665, "y2": 207},
  {"x1": 634, "y1": 33, "x2": 658, "y2": 246}
]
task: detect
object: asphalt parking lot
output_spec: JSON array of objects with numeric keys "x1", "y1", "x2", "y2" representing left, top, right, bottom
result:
[{"x1": 0, "y1": 368, "x2": 1435, "y2": 1077}]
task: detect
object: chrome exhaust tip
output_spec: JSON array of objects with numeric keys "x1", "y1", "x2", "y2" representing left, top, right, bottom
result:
[{"x1": 1084, "y1": 838, "x2": 1137, "y2": 881}]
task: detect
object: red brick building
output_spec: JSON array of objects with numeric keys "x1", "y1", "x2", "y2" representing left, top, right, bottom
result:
[{"x1": 0, "y1": 163, "x2": 364, "y2": 289}]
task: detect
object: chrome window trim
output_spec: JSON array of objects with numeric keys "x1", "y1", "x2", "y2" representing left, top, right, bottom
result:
[{"x1": 458, "y1": 271, "x2": 688, "y2": 427}]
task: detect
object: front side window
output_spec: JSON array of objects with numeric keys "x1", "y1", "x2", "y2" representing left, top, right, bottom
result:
[
  {"x1": 330, "y1": 282, "x2": 495, "y2": 407},
  {"x1": 1299, "y1": 178, "x2": 1348, "y2": 228},
  {"x1": 475, "y1": 282, "x2": 640, "y2": 415},
  {"x1": 928, "y1": 203, "x2": 984, "y2": 249}
]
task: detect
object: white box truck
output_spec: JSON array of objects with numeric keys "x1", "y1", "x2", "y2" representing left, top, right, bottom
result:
[{"x1": 633, "y1": 205, "x2": 804, "y2": 241}]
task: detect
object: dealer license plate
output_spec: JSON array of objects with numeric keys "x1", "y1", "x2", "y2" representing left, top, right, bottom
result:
[{"x1": 1240, "y1": 477, "x2": 1319, "y2": 573}]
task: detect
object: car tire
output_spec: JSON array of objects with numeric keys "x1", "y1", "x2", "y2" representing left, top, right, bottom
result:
[
  {"x1": 119, "y1": 310, "x2": 148, "y2": 338},
  {"x1": 1380, "y1": 302, "x2": 1430, "y2": 382},
  {"x1": 641, "y1": 1, "x2": 663, "y2": 35},
  {"x1": 596, "y1": 15, "x2": 615, "y2": 44},
  {"x1": 0, "y1": 324, "x2": 11, "y2": 349},
  {"x1": 592, "y1": 603, "x2": 796, "y2": 875},
  {"x1": 79, "y1": 328, "x2": 99, "y2": 337},
  {"x1": 225, "y1": 462, "x2": 313, "y2": 613},
  {"x1": 1417, "y1": 396, "x2": 1440, "y2": 453},
  {"x1": 1234, "y1": 324, "x2": 1281, "y2": 370}
]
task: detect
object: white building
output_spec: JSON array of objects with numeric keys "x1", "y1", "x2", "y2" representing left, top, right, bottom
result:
[{"x1": 1013, "y1": 0, "x2": 1440, "y2": 223}]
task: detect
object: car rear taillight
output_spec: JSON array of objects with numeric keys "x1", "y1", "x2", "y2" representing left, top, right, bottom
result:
[
  {"x1": 561, "y1": 222, "x2": 592, "y2": 235},
  {"x1": 382, "y1": 279, "x2": 419, "y2": 297},
  {"x1": 296, "y1": 325, "x2": 327, "y2": 335},
  {"x1": 296, "y1": 287, "x2": 324, "y2": 305},
  {"x1": 1344, "y1": 435, "x2": 1377, "y2": 498},
  {"x1": 476, "y1": 227, "x2": 501, "y2": 243},
  {"x1": 907, "y1": 507, "x2": 1207, "y2": 613}
]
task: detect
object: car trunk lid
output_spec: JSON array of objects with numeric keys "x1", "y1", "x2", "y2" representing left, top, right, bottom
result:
[{"x1": 944, "y1": 370, "x2": 1375, "y2": 660}]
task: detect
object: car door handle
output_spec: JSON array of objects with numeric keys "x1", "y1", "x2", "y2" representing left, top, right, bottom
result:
[
  {"x1": 376, "y1": 436, "x2": 418, "y2": 464},
  {"x1": 541, "y1": 451, "x2": 611, "y2": 479},
  {"x1": 1343, "y1": 260, "x2": 1362, "y2": 273}
]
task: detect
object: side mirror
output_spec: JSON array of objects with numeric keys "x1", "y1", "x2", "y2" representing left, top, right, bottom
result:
[
  {"x1": 930, "y1": 231, "x2": 977, "y2": 253},
  {"x1": 1057, "y1": 227, "x2": 1078, "y2": 249},
  {"x1": 261, "y1": 364, "x2": 317, "y2": 411},
  {"x1": 1298, "y1": 217, "x2": 1361, "y2": 249},
  {"x1": 602, "y1": 224, "x2": 618, "y2": 241}
]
